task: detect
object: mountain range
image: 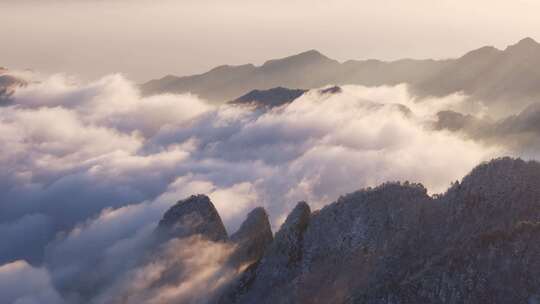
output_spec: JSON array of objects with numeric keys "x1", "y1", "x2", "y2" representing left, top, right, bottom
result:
[
  {"x1": 141, "y1": 38, "x2": 540, "y2": 114},
  {"x1": 149, "y1": 157, "x2": 540, "y2": 304}
]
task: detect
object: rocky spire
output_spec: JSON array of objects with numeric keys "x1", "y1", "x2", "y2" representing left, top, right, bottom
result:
[
  {"x1": 229, "y1": 207, "x2": 273, "y2": 268},
  {"x1": 232, "y1": 201, "x2": 311, "y2": 304},
  {"x1": 255, "y1": 201, "x2": 311, "y2": 272},
  {"x1": 156, "y1": 194, "x2": 228, "y2": 242},
  {"x1": 217, "y1": 207, "x2": 274, "y2": 304},
  {"x1": 271, "y1": 201, "x2": 311, "y2": 260}
]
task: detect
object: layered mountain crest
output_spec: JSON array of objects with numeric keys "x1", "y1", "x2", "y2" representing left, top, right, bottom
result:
[
  {"x1": 260, "y1": 49, "x2": 337, "y2": 71},
  {"x1": 157, "y1": 158, "x2": 540, "y2": 304},
  {"x1": 139, "y1": 47, "x2": 444, "y2": 102},
  {"x1": 141, "y1": 37, "x2": 540, "y2": 114},
  {"x1": 413, "y1": 37, "x2": 540, "y2": 114},
  {"x1": 505, "y1": 37, "x2": 540, "y2": 52}
]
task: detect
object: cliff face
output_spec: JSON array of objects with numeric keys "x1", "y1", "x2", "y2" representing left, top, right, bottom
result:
[{"x1": 216, "y1": 158, "x2": 540, "y2": 304}]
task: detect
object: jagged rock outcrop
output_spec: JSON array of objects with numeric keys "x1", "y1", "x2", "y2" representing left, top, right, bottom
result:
[
  {"x1": 148, "y1": 158, "x2": 540, "y2": 303},
  {"x1": 259, "y1": 201, "x2": 310, "y2": 276},
  {"x1": 216, "y1": 158, "x2": 540, "y2": 304},
  {"x1": 217, "y1": 208, "x2": 274, "y2": 304},
  {"x1": 229, "y1": 207, "x2": 273, "y2": 268},
  {"x1": 228, "y1": 201, "x2": 311, "y2": 304},
  {"x1": 151, "y1": 196, "x2": 275, "y2": 304},
  {"x1": 156, "y1": 194, "x2": 228, "y2": 242}
]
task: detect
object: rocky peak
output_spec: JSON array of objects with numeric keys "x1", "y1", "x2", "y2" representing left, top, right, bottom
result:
[
  {"x1": 229, "y1": 207, "x2": 273, "y2": 268},
  {"x1": 258, "y1": 201, "x2": 310, "y2": 270},
  {"x1": 261, "y1": 49, "x2": 336, "y2": 72},
  {"x1": 304, "y1": 182, "x2": 430, "y2": 255},
  {"x1": 156, "y1": 194, "x2": 228, "y2": 242},
  {"x1": 458, "y1": 45, "x2": 501, "y2": 64},
  {"x1": 161, "y1": 158, "x2": 540, "y2": 304},
  {"x1": 208, "y1": 64, "x2": 256, "y2": 74},
  {"x1": 275, "y1": 201, "x2": 311, "y2": 239},
  {"x1": 441, "y1": 158, "x2": 540, "y2": 239},
  {"x1": 505, "y1": 37, "x2": 540, "y2": 53},
  {"x1": 228, "y1": 202, "x2": 311, "y2": 304},
  {"x1": 446, "y1": 157, "x2": 540, "y2": 207}
]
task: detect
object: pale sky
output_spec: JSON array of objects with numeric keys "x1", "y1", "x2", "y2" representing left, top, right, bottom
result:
[{"x1": 1, "y1": 0, "x2": 539, "y2": 81}]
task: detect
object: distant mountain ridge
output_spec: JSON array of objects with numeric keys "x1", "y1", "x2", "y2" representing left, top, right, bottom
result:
[
  {"x1": 141, "y1": 37, "x2": 540, "y2": 112},
  {"x1": 413, "y1": 37, "x2": 540, "y2": 114},
  {"x1": 140, "y1": 48, "x2": 447, "y2": 103}
]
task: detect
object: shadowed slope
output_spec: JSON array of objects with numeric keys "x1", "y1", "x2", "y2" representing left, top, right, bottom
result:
[{"x1": 219, "y1": 158, "x2": 540, "y2": 304}]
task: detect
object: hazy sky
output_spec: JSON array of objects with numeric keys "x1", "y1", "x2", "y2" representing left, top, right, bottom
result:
[{"x1": 1, "y1": 0, "x2": 539, "y2": 81}]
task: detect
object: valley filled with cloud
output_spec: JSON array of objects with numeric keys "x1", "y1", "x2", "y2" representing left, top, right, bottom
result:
[{"x1": 0, "y1": 71, "x2": 510, "y2": 303}]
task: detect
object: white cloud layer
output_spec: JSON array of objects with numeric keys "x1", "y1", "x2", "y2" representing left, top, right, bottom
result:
[
  {"x1": 0, "y1": 73, "x2": 502, "y2": 302},
  {"x1": 0, "y1": 260, "x2": 64, "y2": 304}
]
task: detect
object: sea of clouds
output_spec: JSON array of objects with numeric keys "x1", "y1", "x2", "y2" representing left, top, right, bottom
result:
[{"x1": 0, "y1": 73, "x2": 503, "y2": 303}]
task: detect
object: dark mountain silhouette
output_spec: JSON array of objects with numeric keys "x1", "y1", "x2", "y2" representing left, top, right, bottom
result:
[
  {"x1": 413, "y1": 37, "x2": 540, "y2": 114},
  {"x1": 141, "y1": 38, "x2": 540, "y2": 112},
  {"x1": 229, "y1": 85, "x2": 344, "y2": 109},
  {"x1": 140, "y1": 49, "x2": 446, "y2": 103},
  {"x1": 0, "y1": 70, "x2": 26, "y2": 105},
  {"x1": 229, "y1": 87, "x2": 307, "y2": 108},
  {"x1": 155, "y1": 194, "x2": 229, "y2": 242},
  {"x1": 434, "y1": 102, "x2": 540, "y2": 153},
  {"x1": 156, "y1": 158, "x2": 540, "y2": 304},
  {"x1": 140, "y1": 50, "x2": 341, "y2": 103}
]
